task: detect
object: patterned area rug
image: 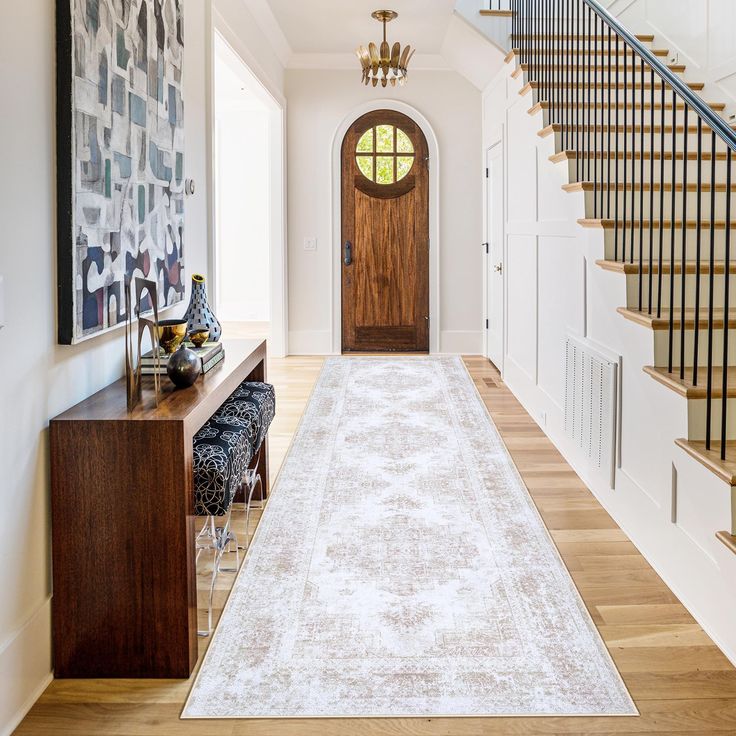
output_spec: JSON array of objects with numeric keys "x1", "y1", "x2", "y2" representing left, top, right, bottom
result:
[{"x1": 183, "y1": 357, "x2": 636, "y2": 718}]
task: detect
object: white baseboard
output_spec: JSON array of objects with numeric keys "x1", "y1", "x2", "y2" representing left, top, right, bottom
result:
[
  {"x1": 0, "y1": 599, "x2": 52, "y2": 736},
  {"x1": 440, "y1": 330, "x2": 484, "y2": 355},
  {"x1": 287, "y1": 330, "x2": 334, "y2": 355}
]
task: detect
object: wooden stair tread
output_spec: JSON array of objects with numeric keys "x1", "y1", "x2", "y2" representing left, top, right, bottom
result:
[
  {"x1": 596, "y1": 259, "x2": 736, "y2": 275},
  {"x1": 716, "y1": 531, "x2": 736, "y2": 553},
  {"x1": 565, "y1": 181, "x2": 730, "y2": 193},
  {"x1": 479, "y1": 8, "x2": 514, "y2": 17},
  {"x1": 530, "y1": 100, "x2": 726, "y2": 113},
  {"x1": 617, "y1": 307, "x2": 736, "y2": 330},
  {"x1": 643, "y1": 366, "x2": 736, "y2": 399},
  {"x1": 675, "y1": 439, "x2": 736, "y2": 485},
  {"x1": 519, "y1": 63, "x2": 686, "y2": 74},
  {"x1": 541, "y1": 124, "x2": 734, "y2": 138},
  {"x1": 516, "y1": 33, "x2": 654, "y2": 42},
  {"x1": 506, "y1": 47, "x2": 670, "y2": 59},
  {"x1": 522, "y1": 81, "x2": 705, "y2": 96},
  {"x1": 580, "y1": 218, "x2": 736, "y2": 230},
  {"x1": 552, "y1": 150, "x2": 732, "y2": 162}
]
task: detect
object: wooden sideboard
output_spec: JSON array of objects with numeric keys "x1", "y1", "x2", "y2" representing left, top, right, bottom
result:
[{"x1": 50, "y1": 339, "x2": 268, "y2": 678}]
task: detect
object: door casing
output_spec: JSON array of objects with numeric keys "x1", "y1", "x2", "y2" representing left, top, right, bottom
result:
[
  {"x1": 485, "y1": 140, "x2": 505, "y2": 370},
  {"x1": 340, "y1": 109, "x2": 429, "y2": 353},
  {"x1": 330, "y1": 101, "x2": 440, "y2": 355}
]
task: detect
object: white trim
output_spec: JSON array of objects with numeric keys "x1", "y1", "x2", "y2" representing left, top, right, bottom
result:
[
  {"x1": 330, "y1": 100, "x2": 441, "y2": 355},
  {"x1": 240, "y1": 0, "x2": 293, "y2": 67},
  {"x1": 0, "y1": 599, "x2": 53, "y2": 736},
  {"x1": 211, "y1": 28, "x2": 289, "y2": 357}
]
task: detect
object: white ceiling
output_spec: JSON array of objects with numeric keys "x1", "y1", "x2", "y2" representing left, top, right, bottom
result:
[{"x1": 266, "y1": 0, "x2": 456, "y2": 55}]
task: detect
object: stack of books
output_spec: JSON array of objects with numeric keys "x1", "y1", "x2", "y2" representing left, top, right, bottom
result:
[{"x1": 141, "y1": 342, "x2": 225, "y2": 376}]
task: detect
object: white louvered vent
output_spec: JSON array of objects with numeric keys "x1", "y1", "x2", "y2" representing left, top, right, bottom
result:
[{"x1": 564, "y1": 335, "x2": 619, "y2": 488}]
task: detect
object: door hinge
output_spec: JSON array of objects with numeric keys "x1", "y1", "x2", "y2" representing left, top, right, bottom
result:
[
  {"x1": 485, "y1": 167, "x2": 489, "y2": 178},
  {"x1": 485, "y1": 319, "x2": 489, "y2": 330},
  {"x1": 483, "y1": 242, "x2": 489, "y2": 254}
]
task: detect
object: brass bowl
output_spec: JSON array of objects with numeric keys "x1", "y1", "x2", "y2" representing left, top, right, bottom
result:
[
  {"x1": 157, "y1": 319, "x2": 188, "y2": 355},
  {"x1": 189, "y1": 328, "x2": 210, "y2": 348}
]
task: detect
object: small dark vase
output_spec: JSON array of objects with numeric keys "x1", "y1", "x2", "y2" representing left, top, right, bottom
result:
[
  {"x1": 167, "y1": 344, "x2": 201, "y2": 388},
  {"x1": 183, "y1": 274, "x2": 222, "y2": 342}
]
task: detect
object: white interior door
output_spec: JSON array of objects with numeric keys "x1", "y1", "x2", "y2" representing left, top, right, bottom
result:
[{"x1": 486, "y1": 143, "x2": 504, "y2": 368}]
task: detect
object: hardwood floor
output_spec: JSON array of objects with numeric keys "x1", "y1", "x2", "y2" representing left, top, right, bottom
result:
[{"x1": 14, "y1": 355, "x2": 736, "y2": 734}]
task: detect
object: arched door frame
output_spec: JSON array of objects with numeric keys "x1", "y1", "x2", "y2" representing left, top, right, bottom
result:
[{"x1": 330, "y1": 100, "x2": 440, "y2": 354}]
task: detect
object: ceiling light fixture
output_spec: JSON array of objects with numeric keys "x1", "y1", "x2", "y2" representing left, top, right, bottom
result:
[{"x1": 356, "y1": 10, "x2": 415, "y2": 88}]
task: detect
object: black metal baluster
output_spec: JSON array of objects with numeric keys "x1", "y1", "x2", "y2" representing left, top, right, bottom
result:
[
  {"x1": 622, "y1": 42, "x2": 628, "y2": 263},
  {"x1": 594, "y1": 11, "x2": 598, "y2": 217},
  {"x1": 722, "y1": 146, "x2": 732, "y2": 461},
  {"x1": 576, "y1": 2, "x2": 581, "y2": 180},
  {"x1": 694, "y1": 117, "x2": 703, "y2": 385},
  {"x1": 649, "y1": 67, "x2": 655, "y2": 313},
  {"x1": 627, "y1": 49, "x2": 644, "y2": 264},
  {"x1": 706, "y1": 130, "x2": 717, "y2": 450},
  {"x1": 668, "y1": 88, "x2": 677, "y2": 374},
  {"x1": 587, "y1": 5, "x2": 591, "y2": 183},
  {"x1": 657, "y1": 78, "x2": 665, "y2": 318},
  {"x1": 634, "y1": 58, "x2": 640, "y2": 302},
  {"x1": 680, "y1": 105, "x2": 689, "y2": 380},
  {"x1": 607, "y1": 24, "x2": 612, "y2": 220},
  {"x1": 615, "y1": 33, "x2": 620, "y2": 261}
]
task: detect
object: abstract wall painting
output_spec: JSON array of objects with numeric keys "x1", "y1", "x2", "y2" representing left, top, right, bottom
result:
[{"x1": 57, "y1": 0, "x2": 185, "y2": 344}]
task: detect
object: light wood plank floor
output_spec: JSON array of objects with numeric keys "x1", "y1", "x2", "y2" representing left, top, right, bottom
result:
[{"x1": 14, "y1": 356, "x2": 736, "y2": 735}]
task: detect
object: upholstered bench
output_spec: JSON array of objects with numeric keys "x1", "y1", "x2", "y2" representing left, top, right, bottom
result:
[{"x1": 192, "y1": 380, "x2": 276, "y2": 635}]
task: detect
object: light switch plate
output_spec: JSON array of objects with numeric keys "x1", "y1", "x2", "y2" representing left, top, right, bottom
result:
[{"x1": 304, "y1": 237, "x2": 317, "y2": 251}]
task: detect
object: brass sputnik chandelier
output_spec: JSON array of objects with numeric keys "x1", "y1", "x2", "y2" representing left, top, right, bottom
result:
[{"x1": 356, "y1": 10, "x2": 415, "y2": 88}]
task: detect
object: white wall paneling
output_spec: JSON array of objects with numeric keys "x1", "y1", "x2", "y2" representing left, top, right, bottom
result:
[
  {"x1": 603, "y1": 0, "x2": 736, "y2": 117},
  {"x1": 483, "y1": 43, "x2": 736, "y2": 672},
  {"x1": 286, "y1": 69, "x2": 483, "y2": 356},
  {"x1": 0, "y1": 0, "x2": 286, "y2": 731}
]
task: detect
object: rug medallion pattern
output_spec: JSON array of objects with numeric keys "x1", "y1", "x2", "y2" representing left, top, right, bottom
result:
[{"x1": 183, "y1": 357, "x2": 636, "y2": 718}]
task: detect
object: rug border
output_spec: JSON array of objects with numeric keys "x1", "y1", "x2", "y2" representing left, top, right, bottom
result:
[
  {"x1": 181, "y1": 357, "x2": 331, "y2": 719},
  {"x1": 455, "y1": 356, "x2": 638, "y2": 717},
  {"x1": 181, "y1": 356, "x2": 639, "y2": 720}
]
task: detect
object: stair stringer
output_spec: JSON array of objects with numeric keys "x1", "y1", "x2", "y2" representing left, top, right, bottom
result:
[{"x1": 484, "y1": 55, "x2": 736, "y2": 667}]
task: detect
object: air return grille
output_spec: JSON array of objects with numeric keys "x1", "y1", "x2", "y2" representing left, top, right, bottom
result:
[{"x1": 564, "y1": 336, "x2": 619, "y2": 488}]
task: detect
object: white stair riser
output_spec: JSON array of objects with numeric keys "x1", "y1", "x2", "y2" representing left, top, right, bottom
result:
[
  {"x1": 561, "y1": 158, "x2": 735, "y2": 184},
  {"x1": 687, "y1": 399, "x2": 736, "y2": 442},
  {"x1": 602, "y1": 231, "x2": 733, "y2": 261},
  {"x1": 581, "y1": 191, "x2": 733, "y2": 221},
  {"x1": 624, "y1": 272, "x2": 731, "y2": 311},
  {"x1": 653, "y1": 328, "x2": 736, "y2": 367},
  {"x1": 550, "y1": 131, "x2": 723, "y2": 155}
]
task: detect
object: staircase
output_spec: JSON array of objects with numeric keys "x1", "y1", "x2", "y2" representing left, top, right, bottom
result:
[{"x1": 494, "y1": 0, "x2": 736, "y2": 551}]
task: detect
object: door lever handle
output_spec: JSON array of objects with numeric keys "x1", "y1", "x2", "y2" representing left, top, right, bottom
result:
[{"x1": 344, "y1": 241, "x2": 353, "y2": 266}]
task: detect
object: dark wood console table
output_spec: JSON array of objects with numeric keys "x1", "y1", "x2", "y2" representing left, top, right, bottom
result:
[{"x1": 50, "y1": 339, "x2": 268, "y2": 678}]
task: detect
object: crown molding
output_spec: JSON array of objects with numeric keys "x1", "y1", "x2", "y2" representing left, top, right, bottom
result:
[
  {"x1": 240, "y1": 0, "x2": 293, "y2": 67},
  {"x1": 286, "y1": 52, "x2": 451, "y2": 72}
]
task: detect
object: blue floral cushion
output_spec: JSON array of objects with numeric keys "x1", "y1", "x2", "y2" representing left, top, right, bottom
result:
[{"x1": 193, "y1": 382, "x2": 276, "y2": 517}]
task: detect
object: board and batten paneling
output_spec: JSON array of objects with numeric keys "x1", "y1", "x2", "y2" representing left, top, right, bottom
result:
[{"x1": 602, "y1": 0, "x2": 736, "y2": 116}]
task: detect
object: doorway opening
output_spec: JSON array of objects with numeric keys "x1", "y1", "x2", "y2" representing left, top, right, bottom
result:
[
  {"x1": 485, "y1": 141, "x2": 504, "y2": 370},
  {"x1": 213, "y1": 33, "x2": 285, "y2": 353},
  {"x1": 340, "y1": 109, "x2": 430, "y2": 353}
]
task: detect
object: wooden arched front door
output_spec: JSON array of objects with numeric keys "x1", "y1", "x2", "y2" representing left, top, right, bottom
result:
[{"x1": 341, "y1": 110, "x2": 429, "y2": 352}]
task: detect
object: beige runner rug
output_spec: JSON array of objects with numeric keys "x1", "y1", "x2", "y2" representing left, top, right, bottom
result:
[{"x1": 183, "y1": 357, "x2": 636, "y2": 718}]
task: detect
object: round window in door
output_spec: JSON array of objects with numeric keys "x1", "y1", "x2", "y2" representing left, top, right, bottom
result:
[{"x1": 355, "y1": 124, "x2": 415, "y2": 185}]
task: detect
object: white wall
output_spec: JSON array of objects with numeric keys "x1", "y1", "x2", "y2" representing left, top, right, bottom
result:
[
  {"x1": 483, "y1": 55, "x2": 736, "y2": 670},
  {"x1": 601, "y1": 0, "x2": 736, "y2": 117},
  {"x1": 216, "y1": 106, "x2": 271, "y2": 322},
  {"x1": 285, "y1": 69, "x2": 483, "y2": 355},
  {"x1": 0, "y1": 1, "x2": 209, "y2": 732}
]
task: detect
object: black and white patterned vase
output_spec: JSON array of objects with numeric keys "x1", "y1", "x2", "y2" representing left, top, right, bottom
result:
[{"x1": 183, "y1": 274, "x2": 222, "y2": 342}]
